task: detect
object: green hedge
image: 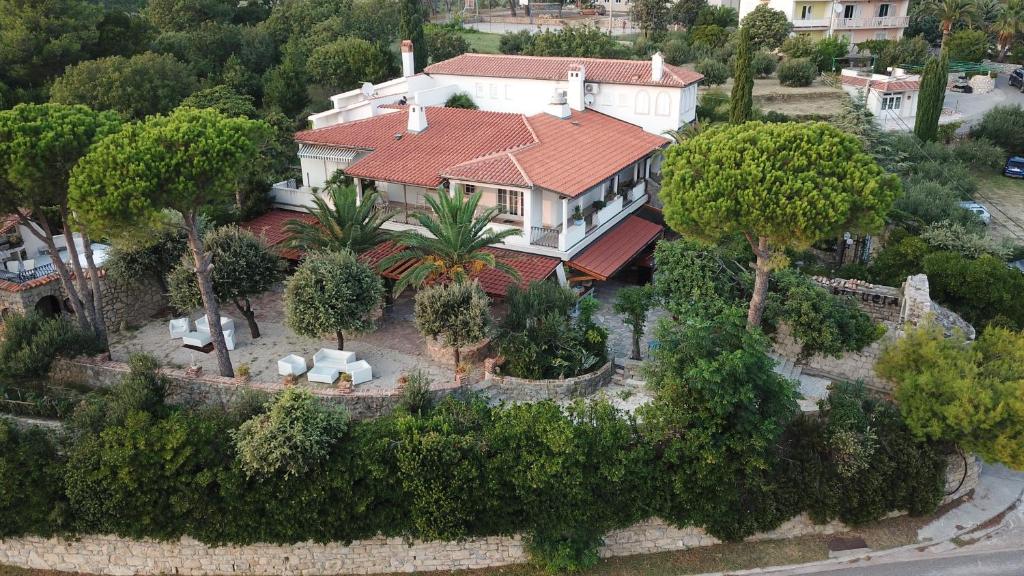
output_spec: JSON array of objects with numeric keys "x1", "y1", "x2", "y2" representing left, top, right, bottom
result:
[{"x1": 0, "y1": 347, "x2": 946, "y2": 572}]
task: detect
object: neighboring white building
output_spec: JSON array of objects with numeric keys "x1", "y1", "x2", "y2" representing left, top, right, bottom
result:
[
  {"x1": 309, "y1": 42, "x2": 703, "y2": 138},
  {"x1": 710, "y1": 0, "x2": 911, "y2": 46},
  {"x1": 839, "y1": 68, "x2": 920, "y2": 131}
]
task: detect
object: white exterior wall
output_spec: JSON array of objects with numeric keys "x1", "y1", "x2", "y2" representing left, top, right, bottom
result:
[
  {"x1": 841, "y1": 83, "x2": 919, "y2": 131},
  {"x1": 300, "y1": 155, "x2": 366, "y2": 189}
]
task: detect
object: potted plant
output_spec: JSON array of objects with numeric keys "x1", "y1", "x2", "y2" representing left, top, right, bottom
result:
[
  {"x1": 282, "y1": 374, "x2": 297, "y2": 387},
  {"x1": 338, "y1": 371, "x2": 353, "y2": 392},
  {"x1": 235, "y1": 363, "x2": 251, "y2": 383},
  {"x1": 572, "y1": 205, "x2": 584, "y2": 225},
  {"x1": 593, "y1": 200, "x2": 606, "y2": 211}
]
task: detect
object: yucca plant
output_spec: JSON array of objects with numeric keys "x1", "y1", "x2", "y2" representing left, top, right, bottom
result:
[
  {"x1": 283, "y1": 178, "x2": 393, "y2": 255},
  {"x1": 380, "y1": 187, "x2": 521, "y2": 294}
]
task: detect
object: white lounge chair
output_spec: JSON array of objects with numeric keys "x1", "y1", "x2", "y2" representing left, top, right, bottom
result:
[
  {"x1": 313, "y1": 349, "x2": 355, "y2": 370},
  {"x1": 342, "y1": 360, "x2": 372, "y2": 385},
  {"x1": 277, "y1": 354, "x2": 307, "y2": 377},
  {"x1": 223, "y1": 329, "x2": 236, "y2": 351},
  {"x1": 182, "y1": 331, "x2": 212, "y2": 348},
  {"x1": 169, "y1": 317, "x2": 191, "y2": 338},
  {"x1": 196, "y1": 315, "x2": 235, "y2": 334},
  {"x1": 307, "y1": 364, "x2": 340, "y2": 384}
]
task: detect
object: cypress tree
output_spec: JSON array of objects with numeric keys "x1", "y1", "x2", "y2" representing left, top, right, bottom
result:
[
  {"x1": 913, "y1": 51, "x2": 949, "y2": 142},
  {"x1": 400, "y1": 0, "x2": 428, "y2": 72},
  {"x1": 730, "y1": 26, "x2": 754, "y2": 124}
]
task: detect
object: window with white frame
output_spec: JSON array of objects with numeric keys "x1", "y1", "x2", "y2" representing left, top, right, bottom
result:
[
  {"x1": 463, "y1": 183, "x2": 476, "y2": 195},
  {"x1": 878, "y1": 3, "x2": 890, "y2": 16},
  {"x1": 843, "y1": 4, "x2": 855, "y2": 18},
  {"x1": 880, "y1": 92, "x2": 902, "y2": 111},
  {"x1": 800, "y1": 4, "x2": 813, "y2": 18},
  {"x1": 497, "y1": 188, "x2": 523, "y2": 216},
  {"x1": 875, "y1": 31, "x2": 888, "y2": 40}
]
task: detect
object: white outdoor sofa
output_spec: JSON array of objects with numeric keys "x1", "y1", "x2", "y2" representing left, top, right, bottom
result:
[
  {"x1": 342, "y1": 360, "x2": 372, "y2": 384},
  {"x1": 196, "y1": 315, "x2": 235, "y2": 335},
  {"x1": 278, "y1": 354, "x2": 308, "y2": 377},
  {"x1": 307, "y1": 349, "x2": 356, "y2": 384},
  {"x1": 169, "y1": 317, "x2": 191, "y2": 338},
  {"x1": 181, "y1": 331, "x2": 212, "y2": 348}
]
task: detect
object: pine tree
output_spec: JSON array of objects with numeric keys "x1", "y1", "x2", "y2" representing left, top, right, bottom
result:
[
  {"x1": 730, "y1": 26, "x2": 754, "y2": 124},
  {"x1": 400, "y1": 0, "x2": 427, "y2": 72},
  {"x1": 913, "y1": 51, "x2": 949, "y2": 142}
]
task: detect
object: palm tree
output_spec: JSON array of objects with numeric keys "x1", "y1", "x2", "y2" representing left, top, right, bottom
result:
[
  {"x1": 283, "y1": 179, "x2": 392, "y2": 255},
  {"x1": 993, "y1": 0, "x2": 1023, "y2": 61},
  {"x1": 380, "y1": 187, "x2": 522, "y2": 294},
  {"x1": 917, "y1": 0, "x2": 978, "y2": 49},
  {"x1": 663, "y1": 122, "x2": 703, "y2": 144}
]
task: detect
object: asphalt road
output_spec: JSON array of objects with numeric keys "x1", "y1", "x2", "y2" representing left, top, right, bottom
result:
[{"x1": 770, "y1": 549, "x2": 1024, "y2": 576}]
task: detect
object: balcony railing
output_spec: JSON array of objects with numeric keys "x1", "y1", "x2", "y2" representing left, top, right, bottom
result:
[
  {"x1": 832, "y1": 16, "x2": 909, "y2": 28},
  {"x1": 0, "y1": 262, "x2": 57, "y2": 284},
  {"x1": 531, "y1": 226, "x2": 560, "y2": 249},
  {"x1": 793, "y1": 17, "x2": 832, "y2": 28}
]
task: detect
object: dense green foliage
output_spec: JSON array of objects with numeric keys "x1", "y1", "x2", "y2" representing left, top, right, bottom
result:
[
  {"x1": 0, "y1": 421, "x2": 67, "y2": 537},
  {"x1": 444, "y1": 92, "x2": 477, "y2": 109},
  {"x1": 305, "y1": 38, "x2": 395, "y2": 94},
  {"x1": 946, "y1": 29, "x2": 988, "y2": 61},
  {"x1": 971, "y1": 104, "x2": 1024, "y2": 155},
  {"x1": 695, "y1": 58, "x2": 729, "y2": 85},
  {"x1": 284, "y1": 250, "x2": 384, "y2": 350},
  {"x1": 494, "y1": 282, "x2": 608, "y2": 379},
  {"x1": 414, "y1": 280, "x2": 491, "y2": 366},
  {"x1": 751, "y1": 50, "x2": 778, "y2": 77},
  {"x1": 424, "y1": 24, "x2": 470, "y2": 63},
  {"x1": 282, "y1": 177, "x2": 392, "y2": 255},
  {"x1": 878, "y1": 324, "x2": 1024, "y2": 470},
  {"x1": 922, "y1": 251, "x2": 1024, "y2": 330},
  {"x1": 0, "y1": 313, "x2": 103, "y2": 379},
  {"x1": 740, "y1": 5, "x2": 792, "y2": 50},
  {"x1": 614, "y1": 285, "x2": 656, "y2": 361},
  {"x1": 729, "y1": 26, "x2": 754, "y2": 124},
  {"x1": 631, "y1": 0, "x2": 671, "y2": 38},
  {"x1": 502, "y1": 25, "x2": 629, "y2": 59},
  {"x1": 777, "y1": 57, "x2": 817, "y2": 87},
  {"x1": 914, "y1": 52, "x2": 950, "y2": 142},
  {"x1": 399, "y1": 0, "x2": 427, "y2": 72}
]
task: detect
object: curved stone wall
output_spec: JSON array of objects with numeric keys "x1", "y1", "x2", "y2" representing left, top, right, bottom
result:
[{"x1": 480, "y1": 361, "x2": 615, "y2": 402}]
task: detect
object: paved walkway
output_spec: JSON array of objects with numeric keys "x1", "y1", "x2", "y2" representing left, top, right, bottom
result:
[{"x1": 918, "y1": 462, "x2": 1024, "y2": 543}]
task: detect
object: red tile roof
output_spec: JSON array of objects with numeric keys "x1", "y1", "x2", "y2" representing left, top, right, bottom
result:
[
  {"x1": 841, "y1": 74, "x2": 920, "y2": 92},
  {"x1": 0, "y1": 273, "x2": 60, "y2": 293},
  {"x1": 241, "y1": 209, "x2": 318, "y2": 260},
  {"x1": 297, "y1": 107, "x2": 536, "y2": 188},
  {"x1": 359, "y1": 240, "x2": 559, "y2": 297},
  {"x1": 511, "y1": 110, "x2": 667, "y2": 197},
  {"x1": 0, "y1": 214, "x2": 19, "y2": 236},
  {"x1": 425, "y1": 54, "x2": 703, "y2": 88},
  {"x1": 567, "y1": 215, "x2": 662, "y2": 280}
]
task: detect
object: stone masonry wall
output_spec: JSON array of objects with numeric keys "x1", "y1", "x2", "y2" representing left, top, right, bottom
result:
[
  {"x1": 479, "y1": 361, "x2": 614, "y2": 402},
  {"x1": 0, "y1": 515, "x2": 848, "y2": 576},
  {"x1": 811, "y1": 276, "x2": 903, "y2": 323}
]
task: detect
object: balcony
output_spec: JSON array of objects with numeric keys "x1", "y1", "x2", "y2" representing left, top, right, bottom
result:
[
  {"x1": 793, "y1": 18, "x2": 832, "y2": 28},
  {"x1": 832, "y1": 16, "x2": 909, "y2": 29},
  {"x1": 271, "y1": 180, "x2": 322, "y2": 209}
]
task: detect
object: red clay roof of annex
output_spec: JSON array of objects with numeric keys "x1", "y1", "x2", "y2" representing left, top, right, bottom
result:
[
  {"x1": 295, "y1": 107, "x2": 536, "y2": 188},
  {"x1": 841, "y1": 74, "x2": 920, "y2": 92},
  {"x1": 0, "y1": 214, "x2": 19, "y2": 236},
  {"x1": 424, "y1": 54, "x2": 703, "y2": 88},
  {"x1": 241, "y1": 209, "x2": 318, "y2": 260}
]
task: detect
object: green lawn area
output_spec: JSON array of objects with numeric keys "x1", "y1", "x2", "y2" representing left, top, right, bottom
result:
[
  {"x1": 460, "y1": 30, "x2": 503, "y2": 54},
  {"x1": 971, "y1": 170, "x2": 1024, "y2": 243}
]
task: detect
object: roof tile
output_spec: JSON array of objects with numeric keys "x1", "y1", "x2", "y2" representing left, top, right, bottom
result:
[{"x1": 425, "y1": 54, "x2": 703, "y2": 88}]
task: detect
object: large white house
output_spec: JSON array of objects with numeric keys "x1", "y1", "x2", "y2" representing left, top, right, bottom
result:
[
  {"x1": 257, "y1": 48, "x2": 687, "y2": 291},
  {"x1": 308, "y1": 42, "x2": 703, "y2": 137},
  {"x1": 712, "y1": 0, "x2": 911, "y2": 46}
]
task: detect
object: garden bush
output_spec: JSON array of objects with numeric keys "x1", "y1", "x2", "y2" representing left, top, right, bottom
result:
[
  {"x1": 922, "y1": 251, "x2": 1024, "y2": 329},
  {"x1": 972, "y1": 104, "x2": 1024, "y2": 155},
  {"x1": 951, "y1": 137, "x2": 1006, "y2": 170},
  {"x1": 893, "y1": 179, "x2": 966, "y2": 225},
  {"x1": 777, "y1": 57, "x2": 817, "y2": 87},
  {"x1": 945, "y1": 29, "x2": 988, "y2": 63},
  {"x1": 751, "y1": 50, "x2": 777, "y2": 77},
  {"x1": 499, "y1": 29, "x2": 534, "y2": 54},
  {"x1": 661, "y1": 34, "x2": 694, "y2": 65},
  {"x1": 780, "y1": 34, "x2": 815, "y2": 58},
  {"x1": 695, "y1": 57, "x2": 729, "y2": 85},
  {"x1": 0, "y1": 312, "x2": 104, "y2": 379}
]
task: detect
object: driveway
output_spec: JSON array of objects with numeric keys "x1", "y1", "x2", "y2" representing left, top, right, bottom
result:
[{"x1": 945, "y1": 74, "x2": 1024, "y2": 130}]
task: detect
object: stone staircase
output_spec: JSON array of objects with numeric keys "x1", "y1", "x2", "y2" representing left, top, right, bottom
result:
[{"x1": 770, "y1": 353, "x2": 832, "y2": 414}]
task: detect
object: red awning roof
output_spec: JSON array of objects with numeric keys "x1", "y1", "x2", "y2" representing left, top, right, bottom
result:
[
  {"x1": 241, "y1": 209, "x2": 318, "y2": 260},
  {"x1": 359, "y1": 240, "x2": 560, "y2": 297},
  {"x1": 567, "y1": 216, "x2": 662, "y2": 281}
]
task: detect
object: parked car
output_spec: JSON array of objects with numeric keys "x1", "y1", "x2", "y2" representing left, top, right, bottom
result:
[
  {"x1": 959, "y1": 201, "x2": 991, "y2": 225},
  {"x1": 1010, "y1": 68, "x2": 1024, "y2": 91},
  {"x1": 950, "y1": 76, "x2": 973, "y2": 93},
  {"x1": 1004, "y1": 156, "x2": 1024, "y2": 178}
]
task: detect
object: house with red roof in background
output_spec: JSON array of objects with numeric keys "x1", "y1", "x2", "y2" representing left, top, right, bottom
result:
[{"x1": 251, "y1": 45, "x2": 688, "y2": 293}]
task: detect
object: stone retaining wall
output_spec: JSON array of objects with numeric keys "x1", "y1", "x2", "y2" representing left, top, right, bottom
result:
[
  {"x1": 811, "y1": 276, "x2": 903, "y2": 324},
  {"x1": 480, "y1": 361, "x2": 614, "y2": 402},
  {"x1": 49, "y1": 357, "x2": 462, "y2": 420},
  {"x1": 0, "y1": 514, "x2": 847, "y2": 576}
]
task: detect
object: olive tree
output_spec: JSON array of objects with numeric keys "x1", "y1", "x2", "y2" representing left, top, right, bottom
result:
[
  {"x1": 660, "y1": 121, "x2": 898, "y2": 327},
  {"x1": 413, "y1": 280, "x2": 491, "y2": 366},
  {"x1": 613, "y1": 285, "x2": 656, "y2": 360},
  {"x1": 69, "y1": 107, "x2": 271, "y2": 377},
  {"x1": 167, "y1": 225, "x2": 283, "y2": 339},
  {"x1": 284, "y1": 250, "x2": 384, "y2": 350}
]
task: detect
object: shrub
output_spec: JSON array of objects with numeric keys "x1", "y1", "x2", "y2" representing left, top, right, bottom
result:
[
  {"x1": 740, "y1": 4, "x2": 792, "y2": 50},
  {"x1": 444, "y1": 92, "x2": 477, "y2": 109},
  {"x1": 813, "y1": 36, "x2": 848, "y2": 72},
  {"x1": 878, "y1": 323, "x2": 1024, "y2": 469},
  {"x1": 688, "y1": 24, "x2": 728, "y2": 51},
  {"x1": 413, "y1": 280, "x2": 490, "y2": 365},
  {"x1": 920, "y1": 220, "x2": 1013, "y2": 259},
  {"x1": 0, "y1": 313, "x2": 103, "y2": 379},
  {"x1": 893, "y1": 179, "x2": 965, "y2": 225},
  {"x1": 694, "y1": 4, "x2": 738, "y2": 27},
  {"x1": 780, "y1": 34, "x2": 815, "y2": 58},
  {"x1": 425, "y1": 24, "x2": 470, "y2": 62},
  {"x1": 695, "y1": 57, "x2": 729, "y2": 85},
  {"x1": 751, "y1": 50, "x2": 777, "y2": 77},
  {"x1": 867, "y1": 233, "x2": 931, "y2": 286},
  {"x1": 777, "y1": 57, "x2": 817, "y2": 86},
  {"x1": 908, "y1": 160, "x2": 976, "y2": 197},
  {"x1": 396, "y1": 370, "x2": 433, "y2": 417},
  {"x1": 946, "y1": 29, "x2": 988, "y2": 62},
  {"x1": 951, "y1": 138, "x2": 1006, "y2": 171},
  {"x1": 0, "y1": 421, "x2": 66, "y2": 537},
  {"x1": 922, "y1": 251, "x2": 1024, "y2": 329},
  {"x1": 972, "y1": 104, "x2": 1024, "y2": 155},
  {"x1": 499, "y1": 29, "x2": 534, "y2": 54},
  {"x1": 661, "y1": 35, "x2": 694, "y2": 65},
  {"x1": 232, "y1": 388, "x2": 349, "y2": 479}
]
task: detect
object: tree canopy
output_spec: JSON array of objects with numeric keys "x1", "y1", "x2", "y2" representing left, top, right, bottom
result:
[
  {"x1": 414, "y1": 280, "x2": 491, "y2": 366},
  {"x1": 660, "y1": 121, "x2": 898, "y2": 326},
  {"x1": 283, "y1": 179, "x2": 393, "y2": 255},
  {"x1": 740, "y1": 5, "x2": 793, "y2": 51},
  {"x1": 305, "y1": 37, "x2": 395, "y2": 93}
]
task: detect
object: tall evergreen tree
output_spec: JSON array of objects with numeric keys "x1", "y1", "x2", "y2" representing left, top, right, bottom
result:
[
  {"x1": 730, "y1": 26, "x2": 754, "y2": 124},
  {"x1": 913, "y1": 51, "x2": 949, "y2": 142},
  {"x1": 400, "y1": 0, "x2": 427, "y2": 72}
]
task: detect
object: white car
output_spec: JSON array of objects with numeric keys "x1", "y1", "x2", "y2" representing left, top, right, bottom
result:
[{"x1": 959, "y1": 201, "x2": 991, "y2": 225}]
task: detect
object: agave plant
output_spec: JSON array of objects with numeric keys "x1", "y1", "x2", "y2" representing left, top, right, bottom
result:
[
  {"x1": 380, "y1": 187, "x2": 521, "y2": 294},
  {"x1": 283, "y1": 179, "x2": 392, "y2": 255}
]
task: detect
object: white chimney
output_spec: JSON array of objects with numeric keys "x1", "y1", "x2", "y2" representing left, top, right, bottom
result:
[
  {"x1": 546, "y1": 89, "x2": 570, "y2": 119},
  {"x1": 401, "y1": 40, "x2": 415, "y2": 78},
  {"x1": 408, "y1": 104, "x2": 427, "y2": 133},
  {"x1": 567, "y1": 65, "x2": 585, "y2": 112},
  {"x1": 652, "y1": 52, "x2": 664, "y2": 82}
]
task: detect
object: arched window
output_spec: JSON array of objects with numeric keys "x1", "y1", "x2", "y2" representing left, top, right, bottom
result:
[
  {"x1": 634, "y1": 90, "x2": 650, "y2": 115},
  {"x1": 655, "y1": 93, "x2": 671, "y2": 116}
]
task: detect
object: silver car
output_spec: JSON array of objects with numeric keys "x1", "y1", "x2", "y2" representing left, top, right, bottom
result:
[{"x1": 959, "y1": 201, "x2": 991, "y2": 225}]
